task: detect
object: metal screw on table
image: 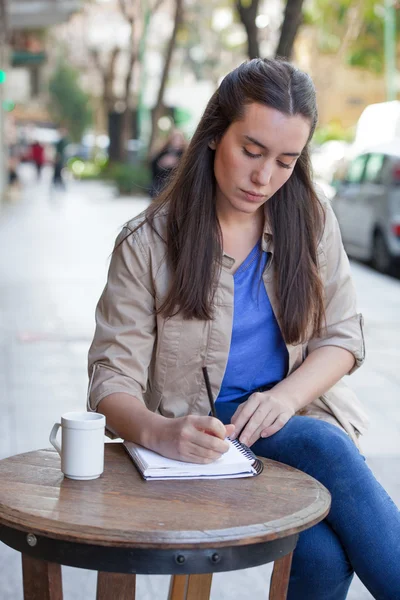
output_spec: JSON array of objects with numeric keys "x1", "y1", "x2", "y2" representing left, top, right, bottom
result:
[
  {"x1": 26, "y1": 534, "x2": 37, "y2": 547},
  {"x1": 175, "y1": 554, "x2": 186, "y2": 564}
]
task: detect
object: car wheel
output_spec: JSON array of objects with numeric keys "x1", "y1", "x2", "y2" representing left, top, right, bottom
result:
[{"x1": 372, "y1": 231, "x2": 393, "y2": 274}]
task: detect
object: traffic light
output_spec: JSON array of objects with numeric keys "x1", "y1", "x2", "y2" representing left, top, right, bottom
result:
[{"x1": 0, "y1": 70, "x2": 6, "y2": 84}]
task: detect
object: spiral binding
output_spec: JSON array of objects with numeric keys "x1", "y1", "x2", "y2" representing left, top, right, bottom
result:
[
  {"x1": 228, "y1": 438, "x2": 264, "y2": 476},
  {"x1": 229, "y1": 437, "x2": 257, "y2": 460}
]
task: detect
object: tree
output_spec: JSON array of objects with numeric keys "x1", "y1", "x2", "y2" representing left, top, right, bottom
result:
[
  {"x1": 90, "y1": 47, "x2": 121, "y2": 121},
  {"x1": 148, "y1": 0, "x2": 184, "y2": 156},
  {"x1": 88, "y1": 0, "x2": 166, "y2": 162},
  {"x1": 275, "y1": 0, "x2": 305, "y2": 59},
  {"x1": 236, "y1": 0, "x2": 260, "y2": 59},
  {"x1": 48, "y1": 60, "x2": 93, "y2": 142},
  {"x1": 305, "y1": 0, "x2": 400, "y2": 74},
  {"x1": 236, "y1": 0, "x2": 306, "y2": 61}
]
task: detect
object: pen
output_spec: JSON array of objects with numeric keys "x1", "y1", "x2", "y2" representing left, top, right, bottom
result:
[{"x1": 202, "y1": 366, "x2": 217, "y2": 418}]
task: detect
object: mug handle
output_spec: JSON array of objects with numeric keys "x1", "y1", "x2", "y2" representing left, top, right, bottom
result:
[{"x1": 49, "y1": 423, "x2": 62, "y2": 456}]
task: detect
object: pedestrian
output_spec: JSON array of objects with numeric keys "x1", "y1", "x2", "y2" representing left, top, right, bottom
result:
[
  {"x1": 6, "y1": 144, "x2": 21, "y2": 202},
  {"x1": 149, "y1": 128, "x2": 186, "y2": 198},
  {"x1": 53, "y1": 127, "x2": 68, "y2": 188},
  {"x1": 87, "y1": 58, "x2": 400, "y2": 599},
  {"x1": 7, "y1": 155, "x2": 18, "y2": 186},
  {"x1": 31, "y1": 140, "x2": 45, "y2": 178}
]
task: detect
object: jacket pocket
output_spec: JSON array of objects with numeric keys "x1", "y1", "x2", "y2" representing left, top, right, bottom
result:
[{"x1": 156, "y1": 315, "x2": 208, "y2": 368}]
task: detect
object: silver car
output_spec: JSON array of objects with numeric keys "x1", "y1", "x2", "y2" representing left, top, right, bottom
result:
[{"x1": 332, "y1": 142, "x2": 400, "y2": 273}]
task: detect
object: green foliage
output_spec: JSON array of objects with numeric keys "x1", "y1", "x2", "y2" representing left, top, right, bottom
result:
[
  {"x1": 305, "y1": 0, "x2": 400, "y2": 73},
  {"x1": 48, "y1": 60, "x2": 93, "y2": 142},
  {"x1": 67, "y1": 156, "x2": 108, "y2": 180},
  {"x1": 67, "y1": 157, "x2": 151, "y2": 195},
  {"x1": 313, "y1": 123, "x2": 355, "y2": 145},
  {"x1": 104, "y1": 162, "x2": 151, "y2": 196}
]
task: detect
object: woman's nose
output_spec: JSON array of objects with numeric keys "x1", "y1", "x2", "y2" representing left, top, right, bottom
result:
[{"x1": 252, "y1": 161, "x2": 273, "y2": 186}]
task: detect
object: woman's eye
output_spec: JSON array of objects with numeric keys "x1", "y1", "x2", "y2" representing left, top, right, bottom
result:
[
  {"x1": 278, "y1": 161, "x2": 292, "y2": 170},
  {"x1": 243, "y1": 147, "x2": 262, "y2": 159}
]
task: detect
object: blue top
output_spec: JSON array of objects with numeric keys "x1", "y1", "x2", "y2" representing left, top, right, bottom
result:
[{"x1": 216, "y1": 242, "x2": 288, "y2": 403}]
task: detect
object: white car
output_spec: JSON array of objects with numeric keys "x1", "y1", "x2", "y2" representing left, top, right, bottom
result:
[{"x1": 332, "y1": 141, "x2": 400, "y2": 274}]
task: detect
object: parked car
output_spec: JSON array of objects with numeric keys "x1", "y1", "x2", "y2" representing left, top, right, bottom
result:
[{"x1": 331, "y1": 141, "x2": 400, "y2": 274}]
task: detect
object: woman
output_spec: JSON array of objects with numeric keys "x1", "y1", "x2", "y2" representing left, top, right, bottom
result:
[
  {"x1": 31, "y1": 140, "x2": 45, "y2": 178},
  {"x1": 88, "y1": 58, "x2": 400, "y2": 599}
]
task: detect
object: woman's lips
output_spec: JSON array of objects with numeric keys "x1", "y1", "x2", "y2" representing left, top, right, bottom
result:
[{"x1": 241, "y1": 189, "x2": 265, "y2": 202}]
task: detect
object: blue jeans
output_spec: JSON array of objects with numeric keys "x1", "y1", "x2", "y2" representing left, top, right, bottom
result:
[{"x1": 216, "y1": 401, "x2": 400, "y2": 600}]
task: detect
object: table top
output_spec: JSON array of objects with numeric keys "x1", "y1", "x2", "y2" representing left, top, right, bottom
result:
[{"x1": 0, "y1": 444, "x2": 330, "y2": 550}]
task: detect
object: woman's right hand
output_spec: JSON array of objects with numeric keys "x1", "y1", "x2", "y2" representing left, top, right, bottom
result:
[
  {"x1": 152, "y1": 415, "x2": 235, "y2": 464},
  {"x1": 97, "y1": 393, "x2": 234, "y2": 464}
]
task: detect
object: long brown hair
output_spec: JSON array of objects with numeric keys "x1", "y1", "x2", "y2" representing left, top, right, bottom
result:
[{"x1": 132, "y1": 58, "x2": 325, "y2": 344}]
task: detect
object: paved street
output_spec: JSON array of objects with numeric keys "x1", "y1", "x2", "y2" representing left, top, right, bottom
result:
[{"x1": 0, "y1": 165, "x2": 399, "y2": 599}]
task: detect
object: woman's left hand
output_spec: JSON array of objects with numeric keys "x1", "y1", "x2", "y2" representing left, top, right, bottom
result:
[{"x1": 230, "y1": 391, "x2": 295, "y2": 447}]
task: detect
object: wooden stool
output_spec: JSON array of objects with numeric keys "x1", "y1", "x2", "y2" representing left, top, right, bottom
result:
[{"x1": 0, "y1": 444, "x2": 330, "y2": 600}]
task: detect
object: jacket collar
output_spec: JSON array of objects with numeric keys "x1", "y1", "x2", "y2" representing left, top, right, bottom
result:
[{"x1": 222, "y1": 206, "x2": 273, "y2": 270}]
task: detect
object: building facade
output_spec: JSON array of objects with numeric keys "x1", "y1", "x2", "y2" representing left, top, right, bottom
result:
[{"x1": 0, "y1": 0, "x2": 81, "y2": 204}]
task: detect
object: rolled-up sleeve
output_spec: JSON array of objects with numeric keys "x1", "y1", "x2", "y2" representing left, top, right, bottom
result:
[
  {"x1": 307, "y1": 203, "x2": 365, "y2": 374},
  {"x1": 87, "y1": 227, "x2": 156, "y2": 411}
]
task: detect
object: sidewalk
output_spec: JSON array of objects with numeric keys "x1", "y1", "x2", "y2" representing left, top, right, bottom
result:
[{"x1": 0, "y1": 166, "x2": 399, "y2": 599}]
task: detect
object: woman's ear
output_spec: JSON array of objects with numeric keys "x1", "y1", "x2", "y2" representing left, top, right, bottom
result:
[{"x1": 208, "y1": 140, "x2": 217, "y2": 150}]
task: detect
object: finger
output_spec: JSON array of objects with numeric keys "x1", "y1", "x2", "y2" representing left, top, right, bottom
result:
[
  {"x1": 225, "y1": 424, "x2": 235, "y2": 438},
  {"x1": 238, "y1": 405, "x2": 274, "y2": 446},
  {"x1": 182, "y1": 440, "x2": 228, "y2": 463},
  {"x1": 245, "y1": 426, "x2": 265, "y2": 448},
  {"x1": 230, "y1": 397, "x2": 257, "y2": 424},
  {"x1": 230, "y1": 402, "x2": 245, "y2": 422},
  {"x1": 242, "y1": 406, "x2": 288, "y2": 447},
  {"x1": 179, "y1": 419, "x2": 231, "y2": 454},
  {"x1": 229, "y1": 405, "x2": 244, "y2": 439},
  {"x1": 191, "y1": 415, "x2": 227, "y2": 440},
  {"x1": 230, "y1": 396, "x2": 261, "y2": 439},
  {"x1": 246, "y1": 415, "x2": 277, "y2": 447},
  {"x1": 260, "y1": 413, "x2": 292, "y2": 439},
  {"x1": 248, "y1": 412, "x2": 292, "y2": 446},
  {"x1": 189, "y1": 428, "x2": 231, "y2": 454}
]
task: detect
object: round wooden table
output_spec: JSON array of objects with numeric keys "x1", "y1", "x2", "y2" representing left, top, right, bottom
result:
[{"x1": 0, "y1": 444, "x2": 330, "y2": 600}]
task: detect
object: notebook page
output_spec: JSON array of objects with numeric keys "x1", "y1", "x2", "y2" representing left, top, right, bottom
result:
[{"x1": 124, "y1": 438, "x2": 255, "y2": 478}]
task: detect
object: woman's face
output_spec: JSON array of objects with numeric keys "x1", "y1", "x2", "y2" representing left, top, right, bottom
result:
[{"x1": 212, "y1": 103, "x2": 311, "y2": 217}]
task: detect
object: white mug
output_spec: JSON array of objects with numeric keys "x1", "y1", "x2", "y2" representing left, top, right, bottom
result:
[{"x1": 49, "y1": 412, "x2": 106, "y2": 480}]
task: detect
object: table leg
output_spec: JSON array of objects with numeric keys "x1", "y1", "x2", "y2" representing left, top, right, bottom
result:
[
  {"x1": 168, "y1": 575, "x2": 188, "y2": 600},
  {"x1": 269, "y1": 552, "x2": 293, "y2": 600},
  {"x1": 21, "y1": 554, "x2": 63, "y2": 600},
  {"x1": 169, "y1": 574, "x2": 212, "y2": 600},
  {"x1": 96, "y1": 572, "x2": 136, "y2": 599},
  {"x1": 186, "y1": 574, "x2": 212, "y2": 600}
]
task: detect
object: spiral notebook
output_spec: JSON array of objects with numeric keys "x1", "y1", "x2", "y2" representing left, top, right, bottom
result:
[{"x1": 123, "y1": 438, "x2": 264, "y2": 480}]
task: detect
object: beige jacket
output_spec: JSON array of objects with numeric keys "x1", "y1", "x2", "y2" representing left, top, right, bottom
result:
[{"x1": 87, "y1": 201, "x2": 369, "y2": 445}]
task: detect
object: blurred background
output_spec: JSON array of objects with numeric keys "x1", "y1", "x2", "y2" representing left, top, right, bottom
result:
[{"x1": 0, "y1": 1, "x2": 399, "y2": 599}]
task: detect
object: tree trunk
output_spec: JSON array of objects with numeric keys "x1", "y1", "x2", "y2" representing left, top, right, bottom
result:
[
  {"x1": 148, "y1": 0, "x2": 184, "y2": 157},
  {"x1": 118, "y1": 17, "x2": 137, "y2": 162},
  {"x1": 275, "y1": 0, "x2": 305, "y2": 60},
  {"x1": 90, "y1": 47, "x2": 121, "y2": 162},
  {"x1": 236, "y1": 0, "x2": 260, "y2": 60}
]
